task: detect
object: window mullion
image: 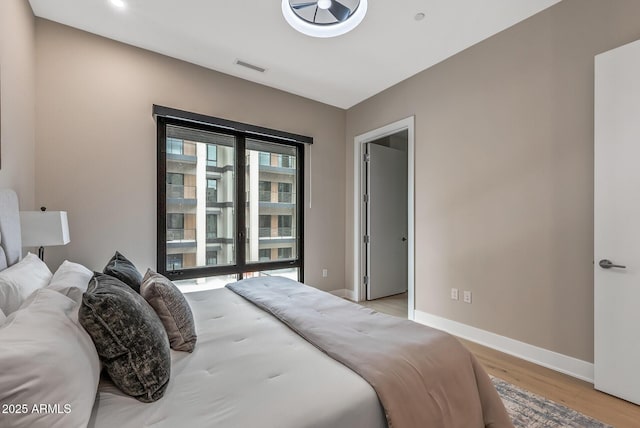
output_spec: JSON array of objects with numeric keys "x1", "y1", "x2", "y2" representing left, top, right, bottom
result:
[{"x1": 236, "y1": 135, "x2": 247, "y2": 274}]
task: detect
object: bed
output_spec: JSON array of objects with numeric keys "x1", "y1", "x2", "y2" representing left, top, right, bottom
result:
[{"x1": 0, "y1": 188, "x2": 513, "y2": 428}]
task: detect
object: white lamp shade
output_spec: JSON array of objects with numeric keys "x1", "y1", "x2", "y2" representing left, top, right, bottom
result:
[{"x1": 20, "y1": 211, "x2": 70, "y2": 247}]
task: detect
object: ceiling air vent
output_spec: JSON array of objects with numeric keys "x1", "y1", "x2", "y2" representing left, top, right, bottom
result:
[{"x1": 235, "y1": 60, "x2": 267, "y2": 73}]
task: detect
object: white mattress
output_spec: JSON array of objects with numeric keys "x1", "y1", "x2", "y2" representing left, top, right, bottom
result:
[{"x1": 88, "y1": 287, "x2": 387, "y2": 428}]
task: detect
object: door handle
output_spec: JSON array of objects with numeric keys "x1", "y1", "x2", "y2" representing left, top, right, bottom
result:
[{"x1": 599, "y1": 259, "x2": 626, "y2": 269}]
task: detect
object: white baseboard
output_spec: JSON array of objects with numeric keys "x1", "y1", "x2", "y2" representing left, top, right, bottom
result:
[
  {"x1": 414, "y1": 310, "x2": 594, "y2": 383},
  {"x1": 329, "y1": 288, "x2": 356, "y2": 301}
]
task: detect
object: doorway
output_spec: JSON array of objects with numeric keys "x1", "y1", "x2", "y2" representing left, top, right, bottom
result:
[
  {"x1": 364, "y1": 133, "x2": 408, "y2": 300},
  {"x1": 353, "y1": 117, "x2": 415, "y2": 319}
]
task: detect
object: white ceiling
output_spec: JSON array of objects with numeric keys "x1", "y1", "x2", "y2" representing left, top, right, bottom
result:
[{"x1": 28, "y1": 0, "x2": 561, "y2": 109}]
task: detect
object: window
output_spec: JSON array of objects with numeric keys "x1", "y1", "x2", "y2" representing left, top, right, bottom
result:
[
  {"x1": 278, "y1": 215, "x2": 292, "y2": 237},
  {"x1": 167, "y1": 254, "x2": 183, "y2": 270},
  {"x1": 206, "y1": 179, "x2": 217, "y2": 205},
  {"x1": 167, "y1": 138, "x2": 183, "y2": 155},
  {"x1": 207, "y1": 144, "x2": 217, "y2": 167},
  {"x1": 167, "y1": 173, "x2": 184, "y2": 199},
  {"x1": 259, "y1": 152, "x2": 270, "y2": 166},
  {"x1": 167, "y1": 173, "x2": 184, "y2": 185},
  {"x1": 167, "y1": 213, "x2": 184, "y2": 229},
  {"x1": 206, "y1": 251, "x2": 217, "y2": 266},
  {"x1": 157, "y1": 110, "x2": 306, "y2": 281},
  {"x1": 278, "y1": 247, "x2": 292, "y2": 260},
  {"x1": 259, "y1": 249, "x2": 271, "y2": 261},
  {"x1": 206, "y1": 214, "x2": 217, "y2": 240},
  {"x1": 278, "y1": 182, "x2": 292, "y2": 203},
  {"x1": 259, "y1": 215, "x2": 271, "y2": 237},
  {"x1": 280, "y1": 154, "x2": 291, "y2": 168},
  {"x1": 167, "y1": 214, "x2": 184, "y2": 241},
  {"x1": 259, "y1": 181, "x2": 271, "y2": 202}
]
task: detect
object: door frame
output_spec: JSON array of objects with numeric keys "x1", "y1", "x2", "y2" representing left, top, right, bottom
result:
[{"x1": 353, "y1": 116, "x2": 415, "y2": 319}]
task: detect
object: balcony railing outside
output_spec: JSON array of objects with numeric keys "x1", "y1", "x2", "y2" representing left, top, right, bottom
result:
[
  {"x1": 167, "y1": 228, "x2": 196, "y2": 241},
  {"x1": 167, "y1": 184, "x2": 196, "y2": 199},
  {"x1": 259, "y1": 227, "x2": 271, "y2": 237},
  {"x1": 259, "y1": 191, "x2": 271, "y2": 202},
  {"x1": 278, "y1": 192, "x2": 292, "y2": 203},
  {"x1": 278, "y1": 227, "x2": 292, "y2": 237}
]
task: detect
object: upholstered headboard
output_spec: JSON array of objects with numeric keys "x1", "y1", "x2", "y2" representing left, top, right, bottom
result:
[{"x1": 0, "y1": 189, "x2": 22, "y2": 271}]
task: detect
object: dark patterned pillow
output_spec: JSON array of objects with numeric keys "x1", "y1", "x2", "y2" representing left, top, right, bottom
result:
[
  {"x1": 103, "y1": 251, "x2": 143, "y2": 293},
  {"x1": 141, "y1": 269, "x2": 197, "y2": 352},
  {"x1": 79, "y1": 272, "x2": 170, "y2": 402}
]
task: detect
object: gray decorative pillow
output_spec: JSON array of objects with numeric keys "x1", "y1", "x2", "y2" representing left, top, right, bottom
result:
[
  {"x1": 79, "y1": 272, "x2": 170, "y2": 402},
  {"x1": 103, "y1": 251, "x2": 143, "y2": 293},
  {"x1": 141, "y1": 269, "x2": 197, "y2": 352}
]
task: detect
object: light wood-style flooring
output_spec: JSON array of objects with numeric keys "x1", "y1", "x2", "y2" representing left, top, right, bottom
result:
[{"x1": 360, "y1": 293, "x2": 640, "y2": 428}]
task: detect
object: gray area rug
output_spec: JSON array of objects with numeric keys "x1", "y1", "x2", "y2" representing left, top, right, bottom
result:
[{"x1": 491, "y1": 376, "x2": 612, "y2": 428}]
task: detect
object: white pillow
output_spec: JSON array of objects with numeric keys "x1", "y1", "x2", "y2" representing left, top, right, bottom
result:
[
  {"x1": 47, "y1": 260, "x2": 93, "y2": 303},
  {"x1": 0, "y1": 288, "x2": 100, "y2": 428},
  {"x1": 0, "y1": 253, "x2": 52, "y2": 315}
]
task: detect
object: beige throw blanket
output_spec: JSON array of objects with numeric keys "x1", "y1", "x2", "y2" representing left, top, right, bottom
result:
[{"x1": 227, "y1": 277, "x2": 513, "y2": 428}]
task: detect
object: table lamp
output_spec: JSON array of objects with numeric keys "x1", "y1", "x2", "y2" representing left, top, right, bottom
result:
[{"x1": 20, "y1": 207, "x2": 70, "y2": 261}]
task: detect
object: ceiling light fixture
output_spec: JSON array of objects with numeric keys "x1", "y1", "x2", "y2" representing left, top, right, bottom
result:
[
  {"x1": 414, "y1": 12, "x2": 426, "y2": 21},
  {"x1": 282, "y1": 0, "x2": 368, "y2": 38},
  {"x1": 110, "y1": 0, "x2": 126, "y2": 9}
]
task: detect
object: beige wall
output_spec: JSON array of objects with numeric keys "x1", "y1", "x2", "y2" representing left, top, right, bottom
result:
[
  {"x1": 346, "y1": 0, "x2": 640, "y2": 362},
  {"x1": 0, "y1": 0, "x2": 36, "y2": 210},
  {"x1": 35, "y1": 19, "x2": 346, "y2": 291}
]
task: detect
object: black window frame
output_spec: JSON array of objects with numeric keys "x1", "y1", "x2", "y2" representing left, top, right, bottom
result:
[{"x1": 156, "y1": 109, "x2": 307, "y2": 282}]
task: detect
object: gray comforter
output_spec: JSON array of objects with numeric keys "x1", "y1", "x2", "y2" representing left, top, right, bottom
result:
[{"x1": 227, "y1": 277, "x2": 513, "y2": 428}]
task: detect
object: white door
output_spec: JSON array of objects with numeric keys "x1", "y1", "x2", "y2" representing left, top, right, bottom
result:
[
  {"x1": 594, "y1": 39, "x2": 640, "y2": 405},
  {"x1": 365, "y1": 143, "x2": 408, "y2": 300}
]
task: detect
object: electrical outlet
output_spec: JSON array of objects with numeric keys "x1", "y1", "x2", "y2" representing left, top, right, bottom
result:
[
  {"x1": 463, "y1": 291, "x2": 472, "y2": 304},
  {"x1": 322, "y1": 269, "x2": 328, "y2": 278},
  {"x1": 451, "y1": 288, "x2": 459, "y2": 300}
]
